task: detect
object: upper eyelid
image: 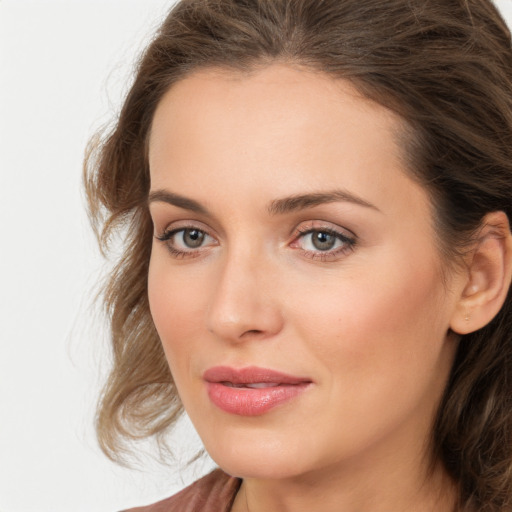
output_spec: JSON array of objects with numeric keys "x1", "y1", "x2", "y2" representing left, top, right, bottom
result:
[
  {"x1": 158, "y1": 225, "x2": 207, "y2": 237},
  {"x1": 148, "y1": 202, "x2": 221, "y2": 235},
  {"x1": 293, "y1": 228, "x2": 356, "y2": 247},
  {"x1": 156, "y1": 219, "x2": 214, "y2": 236},
  {"x1": 158, "y1": 226, "x2": 216, "y2": 245},
  {"x1": 150, "y1": 208, "x2": 227, "y2": 238},
  {"x1": 296, "y1": 226, "x2": 351, "y2": 237},
  {"x1": 293, "y1": 220, "x2": 356, "y2": 239}
]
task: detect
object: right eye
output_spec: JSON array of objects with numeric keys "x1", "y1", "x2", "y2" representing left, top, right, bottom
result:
[{"x1": 156, "y1": 227, "x2": 216, "y2": 257}]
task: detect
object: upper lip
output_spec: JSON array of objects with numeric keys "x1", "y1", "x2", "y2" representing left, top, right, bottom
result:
[{"x1": 203, "y1": 366, "x2": 312, "y2": 385}]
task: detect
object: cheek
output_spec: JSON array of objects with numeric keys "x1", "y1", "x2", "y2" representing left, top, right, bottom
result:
[
  {"x1": 290, "y1": 250, "x2": 450, "y2": 387},
  {"x1": 279, "y1": 252, "x2": 454, "y2": 459},
  {"x1": 147, "y1": 256, "x2": 207, "y2": 372}
]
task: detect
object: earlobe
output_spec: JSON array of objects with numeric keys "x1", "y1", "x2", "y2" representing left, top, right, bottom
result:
[{"x1": 450, "y1": 211, "x2": 512, "y2": 335}]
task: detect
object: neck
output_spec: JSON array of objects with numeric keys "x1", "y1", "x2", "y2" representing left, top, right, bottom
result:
[{"x1": 231, "y1": 441, "x2": 457, "y2": 512}]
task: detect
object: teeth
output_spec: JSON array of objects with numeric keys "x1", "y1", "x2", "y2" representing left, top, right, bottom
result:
[
  {"x1": 246, "y1": 382, "x2": 279, "y2": 389},
  {"x1": 221, "y1": 382, "x2": 280, "y2": 389}
]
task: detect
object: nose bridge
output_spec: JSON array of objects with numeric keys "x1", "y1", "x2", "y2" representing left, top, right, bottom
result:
[{"x1": 206, "y1": 240, "x2": 283, "y2": 342}]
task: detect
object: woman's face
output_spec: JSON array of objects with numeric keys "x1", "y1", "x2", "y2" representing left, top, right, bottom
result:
[{"x1": 147, "y1": 64, "x2": 462, "y2": 480}]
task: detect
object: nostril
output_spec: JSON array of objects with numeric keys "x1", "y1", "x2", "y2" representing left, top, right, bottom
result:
[
  {"x1": 238, "y1": 329, "x2": 268, "y2": 340},
  {"x1": 243, "y1": 329, "x2": 264, "y2": 336}
]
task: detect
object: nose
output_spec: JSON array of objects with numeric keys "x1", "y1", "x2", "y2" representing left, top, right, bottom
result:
[{"x1": 206, "y1": 249, "x2": 284, "y2": 343}]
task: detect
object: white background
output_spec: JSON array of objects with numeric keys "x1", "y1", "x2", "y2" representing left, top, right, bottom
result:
[{"x1": 1, "y1": 1, "x2": 512, "y2": 511}]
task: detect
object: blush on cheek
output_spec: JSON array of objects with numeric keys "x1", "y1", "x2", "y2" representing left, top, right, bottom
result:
[
  {"x1": 148, "y1": 270, "x2": 207, "y2": 371},
  {"x1": 295, "y1": 253, "x2": 445, "y2": 368}
]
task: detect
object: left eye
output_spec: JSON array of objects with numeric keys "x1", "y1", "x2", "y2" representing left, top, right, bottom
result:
[{"x1": 297, "y1": 230, "x2": 352, "y2": 252}]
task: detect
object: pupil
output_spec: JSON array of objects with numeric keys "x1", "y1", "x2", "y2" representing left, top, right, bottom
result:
[
  {"x1": 312, "y1": 231, "x2": 335, "y2": 251},
  {"x1": 183, "y1": 229, "x2": 204, "y2": 248}
]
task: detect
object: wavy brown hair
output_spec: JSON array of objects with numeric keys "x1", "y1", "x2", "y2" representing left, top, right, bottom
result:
[{"x1": 84, "y1": 0, "x2": 512, "y2": 509}]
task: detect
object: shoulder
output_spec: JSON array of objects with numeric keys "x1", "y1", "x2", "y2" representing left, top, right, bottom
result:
[{"x1": 121, "y1": 469, "x2": 241, "y2": 512}]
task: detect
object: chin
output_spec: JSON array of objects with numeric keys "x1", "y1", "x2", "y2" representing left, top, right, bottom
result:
[
  {"x1": 198, "y1": 424, "x2": 321, "y2": 480},
  {"x1": 211, "y1": 453, "x2": 308, "y2": 481}
]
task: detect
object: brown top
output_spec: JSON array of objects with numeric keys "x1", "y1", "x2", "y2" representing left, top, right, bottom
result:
[{"x1": 122, "y1": 469, "x2": 242, "y2": 512}]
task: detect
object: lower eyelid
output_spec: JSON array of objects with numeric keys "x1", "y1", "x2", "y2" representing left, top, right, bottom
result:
[{"x1": 300, "y1": 241, "x2": 356, "y2": 261}]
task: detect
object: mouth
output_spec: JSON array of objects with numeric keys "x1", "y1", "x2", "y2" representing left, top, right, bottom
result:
[{"x1": 203, "y1": 366, "x2": 312, "y2": 416}]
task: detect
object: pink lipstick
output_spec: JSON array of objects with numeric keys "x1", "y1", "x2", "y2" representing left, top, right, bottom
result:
[{"x1": 203, "y1": 366, "x2": 312, "y2": 416}]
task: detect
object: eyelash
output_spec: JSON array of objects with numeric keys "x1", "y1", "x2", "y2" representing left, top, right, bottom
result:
[
  {"x1": 291, "y1": 226, "x2": 356, "y2": 261},
  {"x1": 155, "y1": 224, "x2": 356, "y2": 261},
  {"x1": 155, "y1": 225, "x2": 214, "y2": 259}
]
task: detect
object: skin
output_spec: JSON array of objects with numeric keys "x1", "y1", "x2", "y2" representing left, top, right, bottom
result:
[{"x1": 147, "y1": 64, "x2": 466, "y2": 511}]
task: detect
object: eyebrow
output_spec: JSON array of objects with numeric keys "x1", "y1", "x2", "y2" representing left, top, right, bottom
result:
[
  {"x1": 267, "y1": 190, "x2": 380, "y2": 215},
  {"x1": 148, "y1": 188, "x2": 379, "y2": 215},
  {"x1": 148, "y1": 190, "x2": 210, "y2": 215}
]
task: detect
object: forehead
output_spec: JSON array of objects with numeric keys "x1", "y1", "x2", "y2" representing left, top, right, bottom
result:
[
  {"x1": 149, "y1": 64, "x2": 403, "y2": 152},
  {"x1": 147, "y1": 64, "x2": 430, "y2": 226},
  {"x1": 151, "y1": 64, "x2": 379, "y2": 123}
]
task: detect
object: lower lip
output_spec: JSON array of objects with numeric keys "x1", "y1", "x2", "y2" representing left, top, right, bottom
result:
[{"x1": 206, "y1": 382, "x2": 310, "y2": 416}]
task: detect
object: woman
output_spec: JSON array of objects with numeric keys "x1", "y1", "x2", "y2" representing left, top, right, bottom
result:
[{"x1": 84, "y1": 0, "x2": 512, "y2": 510}]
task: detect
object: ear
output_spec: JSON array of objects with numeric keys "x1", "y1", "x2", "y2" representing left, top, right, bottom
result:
[{"x1": 450, "y1": 211, "x2": 512, "y2": 335}]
